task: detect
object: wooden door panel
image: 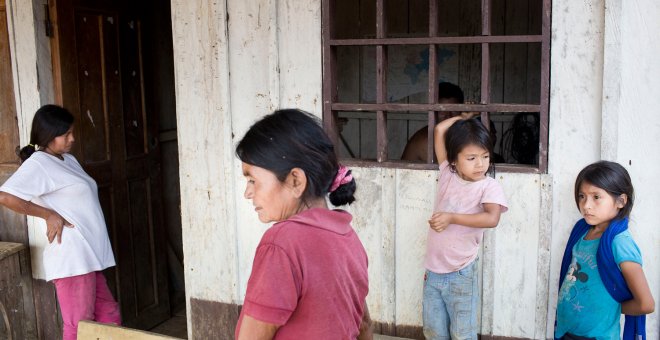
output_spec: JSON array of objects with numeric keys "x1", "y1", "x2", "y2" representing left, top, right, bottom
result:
[
  {"x1": 122, "y1": 172, "x2": 169, "y2": 328},
  {"x1": 75, "y1": 11, "x2": 111, "y2": 162},
  {"x1": 97, "y1": 184, "x2": 119, "y2": 299},
  {"x1": 128, "y1": 178, "x2": 156, "y2": 310},
  {"x1": 119, "y1": 17, "x2": 147, "y2": 158},
  {"x1": 53, "y1": 0, "x2": 170, "y2": 330}
]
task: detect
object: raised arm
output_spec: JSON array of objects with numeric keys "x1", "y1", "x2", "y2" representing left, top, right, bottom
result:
[
  {"x1": 433, "y1": 116, "x2": 463, "y2": 164},
  {"x1": 620, "y1": 261, "x2": 655, "y2": 315},
  {"x1": 0, "y1": 191, "x2": 72, "y2": 243},
  {"x1": 433, "y1": 111, "x2": 480, "y2": 164}
]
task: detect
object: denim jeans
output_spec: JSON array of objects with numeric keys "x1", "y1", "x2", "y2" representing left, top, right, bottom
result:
[{"x1": 423, "y1": 259, "x2": 479, "y2": 340}]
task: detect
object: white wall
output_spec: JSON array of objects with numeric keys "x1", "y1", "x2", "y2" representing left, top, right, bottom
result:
[
  {"x1": 170, "y1": 2, "x2": 238, "y2": 337},
  {"x1": 547, "y1": 0, "x2": 606, "y2": 337},
  {"x1": 170, "y1": 0, "x2": 322, "y2": 337},
  {"x1": 5, "y1": 0, "x2": 55, "y2": 280},
  {"x1": 168, "y1": 0, "x2": 659, "y2": 338},
  {"x1": 169, "y1": 1, "x2": 552, "y2": 338},
  {"x1": 601, "y1": 0, "x2": 660, "y2": 337},
  {"x1": 3, "y1": 0, "x2": 650, "y2": 338}
]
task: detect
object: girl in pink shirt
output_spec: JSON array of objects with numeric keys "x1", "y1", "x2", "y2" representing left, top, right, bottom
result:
[{"x1": 423, "y1": 114, "x2": 508, "y2": 340}]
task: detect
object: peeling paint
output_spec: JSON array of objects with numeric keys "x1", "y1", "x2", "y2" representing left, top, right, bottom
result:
[
  {"x1": 163, "y1": 0, "x2": 660, "y2": 338},
  {"x1": 86, "y1": 109, "x2": 95, "y2": 128}
]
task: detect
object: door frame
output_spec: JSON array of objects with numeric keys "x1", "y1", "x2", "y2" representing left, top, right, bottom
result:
[{"x1": 48, "y1": 0, "x2": 173, "y2": 330}]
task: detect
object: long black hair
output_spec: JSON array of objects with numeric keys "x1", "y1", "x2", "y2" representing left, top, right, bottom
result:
[
  {"x1": 574, "y1": 161, "x2": 634, "y2": 220},
  {"x1": 236, "y1": 109, "x2": 356, "y2": 206},
  {"x1": 18, "y1": 105, "x2": 74, "y2": 162}
]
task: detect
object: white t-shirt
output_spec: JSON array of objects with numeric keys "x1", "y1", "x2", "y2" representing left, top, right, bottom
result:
[{"x1": 0, "y1": 152, "x2": 115, "y2": 281}]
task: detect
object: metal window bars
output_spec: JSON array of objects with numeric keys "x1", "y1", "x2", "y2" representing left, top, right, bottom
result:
[{"x1": 322, "y1": 0, "x2": 551, "y2": 173}]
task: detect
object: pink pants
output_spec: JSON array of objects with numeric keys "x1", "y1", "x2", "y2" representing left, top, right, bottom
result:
[{"x1": 53, "y1": 271, "x2": 121, "y2": 340}]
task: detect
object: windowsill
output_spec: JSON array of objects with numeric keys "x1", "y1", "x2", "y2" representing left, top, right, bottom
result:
[{"x1": 340, "y1": 159, "x2": 542, "y2": 174}]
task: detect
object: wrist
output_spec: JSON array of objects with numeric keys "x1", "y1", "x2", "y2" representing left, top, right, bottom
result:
[
  {"x1": 446, "y1": 213, "x2": 455, "y2": 225},
  {"x1": 43, "y1": 209, "x2": 57, "y2": 220}
]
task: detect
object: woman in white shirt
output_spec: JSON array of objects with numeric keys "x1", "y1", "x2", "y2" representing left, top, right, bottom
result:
[{"x1": 0, "y1": 105, "x2": 120, "y2": 340}]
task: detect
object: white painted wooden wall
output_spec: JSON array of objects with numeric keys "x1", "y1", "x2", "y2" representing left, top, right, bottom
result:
[
  {"x1": 168, "y1": 0, "x2": 659, "y2": 338},
  {"x1": 4, "y1": 0, "x2": 57, "y2": 279},
  {"x1": 547, "y1": 1, "x2": 659, "y2": 338},
  {"x1": 169, "y1": 0, "x2": 323, "y2": 335},
  {"x1": 6, "y1": 0, "x2": 657, "y2": 338}
]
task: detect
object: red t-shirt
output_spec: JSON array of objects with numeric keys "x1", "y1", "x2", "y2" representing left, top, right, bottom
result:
[{"x1": 235, "y1": 208, "x2": 369, "y2": 339}]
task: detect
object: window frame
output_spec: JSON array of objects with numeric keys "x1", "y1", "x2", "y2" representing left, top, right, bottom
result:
[{"x1": 322, "y1": 0, "x2": 551, "y2": 173}]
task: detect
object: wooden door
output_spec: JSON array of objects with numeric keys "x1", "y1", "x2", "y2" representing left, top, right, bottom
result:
[
  {"x1": 51, "y1": 0, "x2": 170, "y2": 330},
  {"x1": 0, "y1": 0, "x2": 19, "y2": 163}
]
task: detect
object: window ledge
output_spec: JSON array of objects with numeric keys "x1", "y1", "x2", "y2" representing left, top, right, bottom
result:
[{"x1": 341, "y1": 159, "x2": 542, "y2": 174}]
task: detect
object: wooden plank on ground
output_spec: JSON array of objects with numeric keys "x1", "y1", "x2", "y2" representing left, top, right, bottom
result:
[{"x1": 77, "y1": 320, "x2": 181, "y2": 340}]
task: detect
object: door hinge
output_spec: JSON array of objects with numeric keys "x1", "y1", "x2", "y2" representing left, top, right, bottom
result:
[{"x1": 44, "y1": 4, "x2": 53, "y2": 37}]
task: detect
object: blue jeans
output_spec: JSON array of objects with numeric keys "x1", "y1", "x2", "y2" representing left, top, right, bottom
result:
[{"x1": 422, "y1": 259, "x2": 479, "y2": 340}]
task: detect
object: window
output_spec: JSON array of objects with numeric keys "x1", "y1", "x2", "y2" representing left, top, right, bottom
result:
[{"x1": 322, "y1": 0, "x2": 550, "y2": 173}]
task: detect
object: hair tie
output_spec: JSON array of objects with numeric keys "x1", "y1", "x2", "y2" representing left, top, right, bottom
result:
[
  {"x1": 28, "y1": 144, "x2": 36, "y2": 148},
  {"x1": 330, "y1": 165, "x2": 353, "y2": 192}
]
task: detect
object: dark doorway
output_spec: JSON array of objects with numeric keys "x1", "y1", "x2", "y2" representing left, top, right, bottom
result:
[{"x1": 51, "y1": 0, "x2": 183, "y2": 332}]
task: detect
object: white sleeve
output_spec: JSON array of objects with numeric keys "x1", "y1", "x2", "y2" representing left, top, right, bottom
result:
[{"x1": 0, "y1": 158, "x2": 53, "y2": 201}]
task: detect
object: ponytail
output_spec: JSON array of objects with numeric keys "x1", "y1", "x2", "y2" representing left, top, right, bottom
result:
[
  {"x1": 328, "y1": 172, "x2": 356, "y2": 206},
  {"x1": 18, "y1": 144, "x2": 37, "y2": 162},
  {"x1": 328, "y1": 166, "x2": 356, "y2": 206}
]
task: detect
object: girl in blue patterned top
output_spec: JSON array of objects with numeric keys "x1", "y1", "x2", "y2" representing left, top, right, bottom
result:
[{"x1": 555, "y1": 161, "x2": 654, "y2": 340}]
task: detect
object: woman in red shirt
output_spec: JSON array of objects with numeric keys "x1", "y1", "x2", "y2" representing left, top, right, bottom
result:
[{"x1": 234, "y1": 109, "x2": 371, "y2": 340}]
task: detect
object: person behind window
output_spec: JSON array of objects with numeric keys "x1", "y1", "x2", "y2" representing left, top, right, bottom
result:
[
  {"x1": 401, "y1": 82, "x2": 463, "y2": 162},
  {"x1": 0, "y1": 105, "x2": 121, "y2": 340},
  {"x1": 555, "y1": 161, "x2": 654, "y2": 340},
  {"x1": 423, "y1": 112, "x2": 508, "y2": 340},
  {"x1": 234, "y1": 109, "x2": 372, "y2": 340},
  {"x1": 401, "y1": 82, "x2": 504, "y2": 163}
]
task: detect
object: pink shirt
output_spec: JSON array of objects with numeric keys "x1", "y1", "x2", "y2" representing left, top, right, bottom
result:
[
  {"x1": 236, "y1": 208, "x2": 369, "y2": 340},
  {"x1": 424, "y1": 161, "x2": 508, "y2": 274}
]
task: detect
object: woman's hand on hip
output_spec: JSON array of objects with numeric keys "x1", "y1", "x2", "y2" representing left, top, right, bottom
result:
[{"x1": 45, "y1": 212, "x2": 73, "y2": 244}]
